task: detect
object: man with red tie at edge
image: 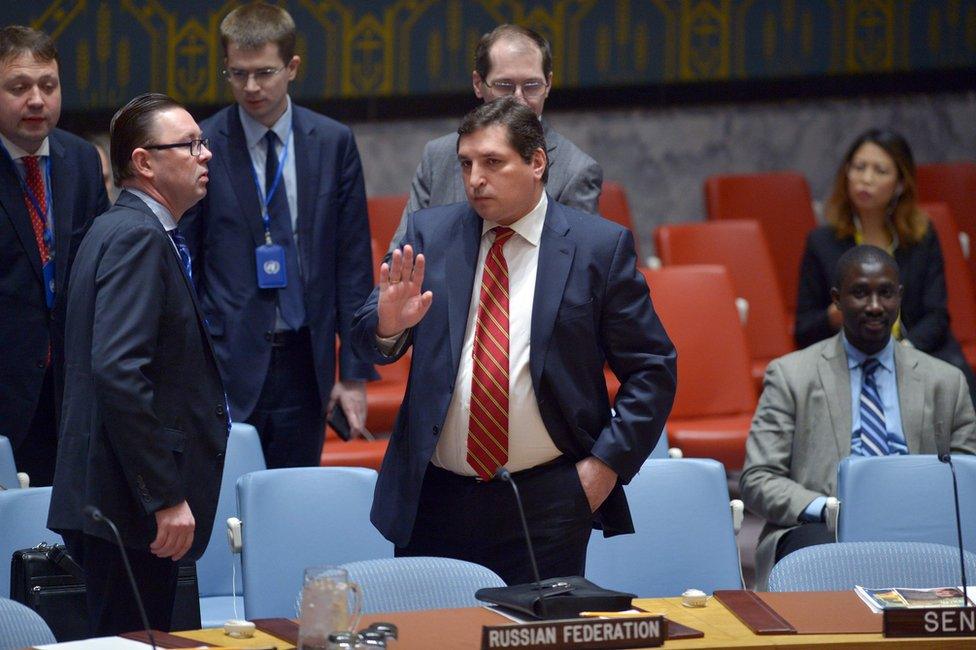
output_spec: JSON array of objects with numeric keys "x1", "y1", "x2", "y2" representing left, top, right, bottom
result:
[
  {"x1": 0, "y1": 26, "x2": 108, "y2": 487},
  {"x1": 351, "y1": 97, "x2": 676, "y2": 585}
]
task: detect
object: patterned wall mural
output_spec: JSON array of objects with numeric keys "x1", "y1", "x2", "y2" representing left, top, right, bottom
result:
[{"x1": 3, "y1": 1, "x2": 974, "y2": 111}]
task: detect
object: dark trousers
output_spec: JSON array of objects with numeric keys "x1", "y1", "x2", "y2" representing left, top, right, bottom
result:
[
  {"x1": 397, "y1": 458, "x2": 593, "y2": 585},
  {"x1": 13, "y1": 366, "x2": 57, "y2": 486},
  {"x1": 774, "y1": 522, "x2": 835, "y2": 564},
  {"x1": 63, "y1": 531, "x2": 180, "y2": 635},
  {"x1": 247, "y1": 328, "x2": 324, "y2": 468}
]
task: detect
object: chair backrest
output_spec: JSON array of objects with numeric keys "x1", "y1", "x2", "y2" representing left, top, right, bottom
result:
[
  {"x1": 704, "y1": 172, "x2": 816, "y2": 314},
  {"x1": 0, "y1": 488, "x2": 59, "y2": 599},
  {"x1": 0, "y1": 597, "x2": 56, "y2": 649},
  {"x1": 917, "y1": 162, "x2": 976, "y2": 245},
  {"x1": 367, "y1": 194, "x2": 409, "y2": 254},
  {"x1": 837, "y1": 455, "x2": 976, "y2": 553},
  {"x1": 641, "y1": 266, "x2": 756, "y2": 417},
  {"x1": 196, "y1": 423, "x2": 266, "y2": 599},
  {"x1": 647, "y1": 428, "x2": 670, "y2": 460},
  {"x1": 598, "y1": 181, "x2": 638, "y2": 248},
  {"x1": 237, "y1": 467, "x2": 394, "y2": 619},
  {"x1": 919, "y1": 202, "x2": 976, "y2": 346},
  {"x1": 654, "y1": 220, "x2": 793, "y2": 363},
  {"x1": 0, "y1": 436, "x2": 19, "y2": 491},
  {"x1": 340, "y1": 557, "x2": 505, "y2": 613},
  {"x1": 768, "y1": 541, "x2": 976, "y2": 592},
  {"x1": 586, "y1": 459, "x2": 742, "y2": 596}
]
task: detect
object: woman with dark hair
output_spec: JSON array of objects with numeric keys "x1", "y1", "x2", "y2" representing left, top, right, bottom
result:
[{"x1": 795, "y1": 128, "x2": 976, "y2": 404}]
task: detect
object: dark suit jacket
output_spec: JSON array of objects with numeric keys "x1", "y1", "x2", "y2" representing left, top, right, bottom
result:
[
  {"x1": 180, "y1": 105, "x2": 376, "y2": 420},
  {"x1": 48, "y1": 192, "x2": 227, "y2": 559},
  {"x1": 351, "y1": 199, "x2": 677, "y2": 547},
  {"x1": 0, "y1": 129, "x2": 108, "y2": 447}
]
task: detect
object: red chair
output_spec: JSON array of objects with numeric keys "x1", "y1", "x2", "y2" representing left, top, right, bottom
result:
[
  {"x1": 655, "y1": 220, "x2": 794, "y2": 389},
  {"x1": 642, "y1": 265, "x2": 757, "y2": 471},
  {"x1": 704, "y1": 172, "x2": 817, "y2": 324},
  {"x1": 598, "y1": 181, "x2": 641, "y2": 261},
  {"x1": 919, "y1": 202, "x2": 976, "y2": 371},
  {"x1": 367, "y1": 194, "x2": 409, "y2": 254},
  {"x1": 320, "y1": 428, "x2": 388, "y2": 471},
  {"x1": 917, "y1": 162, "x2": 976, "y2": 279}
]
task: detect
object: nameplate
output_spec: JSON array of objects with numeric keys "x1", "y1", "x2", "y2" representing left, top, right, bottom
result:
[
  {"x1": 883, "y1": 607, "x2": 976, "y2": 637},
  {"x1": 481, "y1": 616, "x2": 664, "y2": 649}
]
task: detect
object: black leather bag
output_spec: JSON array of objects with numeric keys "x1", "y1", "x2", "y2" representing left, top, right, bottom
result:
[
  {"x1": 475, "y1": 575, "x2": 636, "y2": 620},
  {"x1": 10, "y1": 543, "x2": 201, "y2": 640}
]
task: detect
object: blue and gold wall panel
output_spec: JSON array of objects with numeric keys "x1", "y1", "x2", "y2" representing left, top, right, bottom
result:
[{"x1": 3, "y1": 1, "x2": 974, "y2": 111}]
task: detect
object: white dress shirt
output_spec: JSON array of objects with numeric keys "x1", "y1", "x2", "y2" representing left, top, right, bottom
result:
[
  {"x1": 432, "y1": 192, "x2": 562, "y2": 475},
  {"x1": 1, "y1": 133, "x2": 53, "y2": 238}
]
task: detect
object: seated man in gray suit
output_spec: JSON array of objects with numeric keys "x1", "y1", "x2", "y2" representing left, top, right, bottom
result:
[
  {"x1": 388, "y1": 24, "x2": 602, "y2": 251},
  {"x1": 741, "y1": 245, "x2": 976, "y2": 589}
]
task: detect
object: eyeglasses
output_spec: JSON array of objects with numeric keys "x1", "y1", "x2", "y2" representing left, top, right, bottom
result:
[
  {"x1": 221, "y1": 66, "x2": 285, "y2": 86},
  {"x1": 144, "y1": 138, "x2": 210, "y2": 157},
  {"x1": 482, "y1": 79, "x2": 549, "y2": 98}
]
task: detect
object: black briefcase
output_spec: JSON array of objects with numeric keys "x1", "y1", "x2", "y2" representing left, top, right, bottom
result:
[{"x1": 10, "y1": 543, "x2": 202, "y2": 640}]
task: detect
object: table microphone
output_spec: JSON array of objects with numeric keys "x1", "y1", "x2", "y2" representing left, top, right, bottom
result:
[
  {"x1": 937, "y1": 452, "x2": 970, "y2": 605},
  {"x1": 495, "y1": 467, "x2": 548, "y2": 618},
  {"x1": 83, "y1": 505, "x2": 158, "y2": 649}
]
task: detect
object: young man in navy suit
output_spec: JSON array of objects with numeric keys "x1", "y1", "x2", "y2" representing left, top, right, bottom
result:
[
  {"x1": 0, "y1": 26, "x2": 108, "y2": 486},
  {"x1": 352, "y1": 98, "x2": 676, "y2": 585},
  {"x1": 180, "y1": 2, "x2": 376, "y2": 468}
]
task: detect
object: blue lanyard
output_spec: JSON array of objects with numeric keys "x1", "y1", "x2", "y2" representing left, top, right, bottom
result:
[
  {"x1": 250, "y1": 124, "x2": 292, "y2": 245},
  {"x1": 23, "y1": 157, "x2": 54, "y2": 255}
]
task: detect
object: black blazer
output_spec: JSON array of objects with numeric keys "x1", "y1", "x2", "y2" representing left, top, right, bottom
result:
[
  {"x1": 0, "y1": 130, "x2": 108, "y2": 447},
  {"x1": 48, "y1": 192, "x2": 228, "y2": 559}
]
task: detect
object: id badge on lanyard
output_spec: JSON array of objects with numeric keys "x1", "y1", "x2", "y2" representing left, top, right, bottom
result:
[{"x1": 252, "y1": 126, "x2": 291, "y2": 289}]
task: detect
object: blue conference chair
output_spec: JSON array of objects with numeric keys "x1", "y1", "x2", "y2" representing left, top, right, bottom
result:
[
  {"x1": 340, "y1": 557, "x2": 505, "y2": 613},
  {"x1": 234, "y1": 467, "x2": 394, "y2": 619},
  {"x1": 585, "y1": 458, "x2": 743, "y2": 597},
  {"x1": 832, "y1": 455, "x2": 975, "y2": 553},
  {"x1": 0, "y1": 597, "x2": 56, "y2": 650},
  {"x1": 768, "y1": 541, "x2": 976, "y2": 592},
  {"x1": 197, "y1": 423, "x2": 266, "y2": 627},
  {"x1": 0, "y1": 435, "x2": 25, "y2": 490},
  {"x1": 0, "y1": 487, "x2": 60, "y2": 599}
]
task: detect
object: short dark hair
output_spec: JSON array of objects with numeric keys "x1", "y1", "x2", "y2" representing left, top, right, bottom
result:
[
  {"x1": 110, "y1": 93, "x2": 183, "y2": 185},
  {"x1": 220, "y1": 1, "x2": 296, "y2": 62},
  {"x1": 457, "y1": 97, "x2": 549, "y2": 183},
  {"x1": 474, "y1": 24, "x2": 552, "y2": 81},
  {"x1": 0, "y1": 25, "x2": 58, "y2": 68},
  {"x1": 832, "y1": 244, "x2": 900, "y2": 290}
]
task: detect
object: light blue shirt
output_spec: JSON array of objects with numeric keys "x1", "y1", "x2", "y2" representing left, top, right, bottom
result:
[
  {"x1": 800, "y1": 334, "x2": 906, "y2": 523},
  {"x1": 238, "y1": 97, "x2": 298, "y2": 236}
]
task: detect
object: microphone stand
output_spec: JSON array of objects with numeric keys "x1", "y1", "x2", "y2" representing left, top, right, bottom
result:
[
  {"x1": 938, "y1": 454, "x2": 970, "y2": 606},
  {"x1": 496, "y1": 468, "x2": 548, "y2": 618}
]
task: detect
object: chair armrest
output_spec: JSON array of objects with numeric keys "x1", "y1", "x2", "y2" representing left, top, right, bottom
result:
[
  {"x1": 825, "y1": 496, "x2": 839, "y2": 536},
  {"x1": 227, "y1": 516, "x2": 243, "y2": 554},
  {"x1": 16, "y1": 472, "x2": 29, "y2": 488},
  {"x1": 730, "y1": 499, "x2": 744, "y2": 535}
]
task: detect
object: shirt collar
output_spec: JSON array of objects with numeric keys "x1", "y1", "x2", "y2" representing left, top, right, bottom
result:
[
  {"x1": 843, "y1": 332, "x2": 895, "y2": 373},
  {"x1": 125, "y1": 188, "x2": 178, "y2": 232},
  {"x1": 481, "y1": 191, "x2": 548, "y2": 247},
  {"x1": 0, "y1": 133, "x2": 50, "y2": 159},
  {"x1": 239, "y1": 96, "x2": 292, "y2": 150}
]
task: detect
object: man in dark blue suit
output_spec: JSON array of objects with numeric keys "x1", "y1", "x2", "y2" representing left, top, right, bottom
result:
[
  {"x1": 352, "y1": 98, "x2": 676, "y2": 585},
  {"x1": 0, "y1": 26, "x2": 108, "y2": 486},
  {"x1": 181, "y1": 3, "x2": 376, "y2": 467}
]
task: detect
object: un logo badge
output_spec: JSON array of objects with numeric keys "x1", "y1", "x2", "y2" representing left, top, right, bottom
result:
[{"x1": 263, "y1": 259, "x2": 281, "y2": 275}]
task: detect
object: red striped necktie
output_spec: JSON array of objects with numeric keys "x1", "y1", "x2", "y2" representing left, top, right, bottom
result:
[{"x1": 467, "y1": 226, "x2": 515, "y2": 479}]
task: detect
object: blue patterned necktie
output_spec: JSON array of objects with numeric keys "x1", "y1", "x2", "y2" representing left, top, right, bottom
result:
[
  {"x1": 169, "y1": 229, "x2": 193, "y2": 281},
  {"x1": 858, "y1": 358, "x2": 890, "y2": 456}
]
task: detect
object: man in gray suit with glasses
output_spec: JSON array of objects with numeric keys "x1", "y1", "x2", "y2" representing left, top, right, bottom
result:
[{"x1": 387, "y1": 24, "x2": 602, "y2": 252}]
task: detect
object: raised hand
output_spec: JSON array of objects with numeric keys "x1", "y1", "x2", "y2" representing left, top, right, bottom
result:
[{"x1": 377, "y1": 245, "x2": 433, "y2": 338}]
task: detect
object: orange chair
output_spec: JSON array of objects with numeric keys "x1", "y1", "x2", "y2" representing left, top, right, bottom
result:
[
  {"x1": 704, "y1": 172, "x2": 817, "y2": 324},
  {"x1": 919, "y1": 202, "x2": 976, "y2": 371},
  {"x1": 320, "y1": 429, "x2": 388, "y2": 471},
  {"x1": 642, "y1": 265, "x2": 757, "y2": 471},
  {"x1": 917, "y1": 162, "x2": 976, "y2": 278},
  {"x1": 367, "y1": 194, "x2": 409, "y2": 254},
  {"x1": 598, "y1": 181, "x2": 640, "y2": 260},
  {"x1": 655, "y1": 220, "x2": 794, "y2": 389}
]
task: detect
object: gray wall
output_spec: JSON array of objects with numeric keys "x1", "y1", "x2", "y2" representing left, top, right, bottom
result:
[{"x1": 351, "y1": 90, "x2": 976, "y2": 256}]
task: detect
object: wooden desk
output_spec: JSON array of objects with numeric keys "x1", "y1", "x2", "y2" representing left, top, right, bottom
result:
[{"x1": 145, "y1": 594, "x2": 976, "y2": 649}]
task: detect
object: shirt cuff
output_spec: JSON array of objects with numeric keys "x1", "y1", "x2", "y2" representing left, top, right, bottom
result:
[
  {"x1": 799, "y1": 496, "x2": 828, "y2": 523},
  {"x1": 375, "y1": 331, "x2": 407, "y2": 356}
]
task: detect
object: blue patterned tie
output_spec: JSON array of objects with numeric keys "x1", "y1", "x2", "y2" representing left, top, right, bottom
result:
[
  {"x1": 858, "y1": 358, "x2": 889, "y2": 456},
  {"x1": 169, "y1": 229, "x2": 193, "y2": 281},
  {"x1": 264, "y1": 130, "x2": 306, "y2": 330}
]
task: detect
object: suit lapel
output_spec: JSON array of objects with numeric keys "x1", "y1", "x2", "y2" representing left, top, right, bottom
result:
[
  {"x1": 0, "y1": 148, "x2": 43, "y2": 281},
  {"x1": 48, "y1": 134, "x2": 73, "y2": 302},
  {"x1": 445, "y1": 207, "x2": 482, "y2": 375},
  {"x1": 292, "y1": 107, "x2": 319, "y2": 273},
  {"x1": 818, "y1": 334, "x2": 853, "y2": 457},
  {"x1": 894, "y1": 343, "x2": 925, "y2": 452},
  {"x1": 223, "y1": 109, "x2": 266, "y2": 248},
  {"x1": 530, "y1": 200, "x2": 574, "y2": 388}
]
